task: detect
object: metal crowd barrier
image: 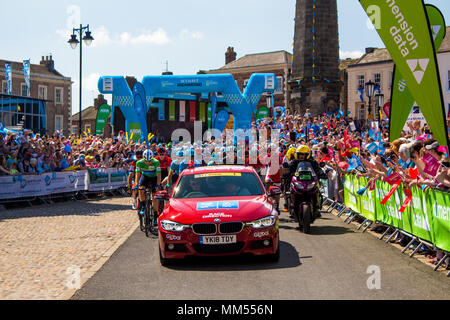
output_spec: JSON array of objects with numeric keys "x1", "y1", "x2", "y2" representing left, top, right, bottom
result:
[{"x1": 320, "y1": 194, "x2": 449, "y2": 277}]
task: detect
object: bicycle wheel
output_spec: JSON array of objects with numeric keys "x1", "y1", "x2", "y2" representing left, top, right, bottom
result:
[
  {"x1": 149, "y1": 199, "x2": 159, "y2": 236},
  {"x1": 144, "y1": 198, "x2": 152, "y2": 238}
]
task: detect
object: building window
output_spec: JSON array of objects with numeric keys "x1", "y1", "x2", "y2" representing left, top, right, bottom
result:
[
  {"x1": 38, "y1": 85, "x2": 47, "y2": 100},
  {"x1": 447, "y1": 70, "x2": 450, "y2": 91},
  {"x1": 55, "y1": 115, "x2": 63, "y2": 132},
  {"x1": 359, "y1": 104, "x2": 365, "y2": 120},
  {"x1": 389, "y1": 71, "x2": 393, "y2": 89},
  {"x1": 21, "y1": 83, "x2": 28, "y2": 96},
  {"x1": 374, "y1": 73, "x2": 381, "y2": 86},
  {"x1": 1, "y1": 81, "x2": 6, "y2": 94},
  {"x1": 84, "y1": 124, "x2": 91, "y2": 133},
  {"x1": 357, "y1": 75, "x2": 365, "y2": 90},
  {"x1": 243, "y1": 79, "x2": 249, "y2": 89},
  {"x1": 274, "y1": 76, "x2": 283, "y2": 94},
  {"x1": 71, "y1": 126, "x2": 78, "y2": 135},
  {"x1": 55, "y1": 87, "x2": 63, "y2": 104}
]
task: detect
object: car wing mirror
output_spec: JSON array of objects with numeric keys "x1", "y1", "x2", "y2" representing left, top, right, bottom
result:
[{"x1": 268, "y1": 186, "x2": 282, "y2": 197}]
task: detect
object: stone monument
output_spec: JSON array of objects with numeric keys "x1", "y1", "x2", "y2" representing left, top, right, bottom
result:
[{"x1": 289, "y1": 0, "x2": 342, "y2": 115}]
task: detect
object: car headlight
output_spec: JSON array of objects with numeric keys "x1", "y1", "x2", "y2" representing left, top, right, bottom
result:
[
  {"x1": 160, "y1": 220, "x2": 190, "y2": 232},
  {"x1": 245, "y1": 216, "x2": 276, "y2": 229}
]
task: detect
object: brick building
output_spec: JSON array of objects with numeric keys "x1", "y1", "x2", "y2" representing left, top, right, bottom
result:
[
  {"x1": 0, "y1": 56, "x2": 72, "y2": 134},
  {"x1": 206, "y1": 47, "x2": 292, "y2": 113}
]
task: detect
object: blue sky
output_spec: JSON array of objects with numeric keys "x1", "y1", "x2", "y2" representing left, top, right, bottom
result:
[{"x1": 1, "y1": 0, "x2": 450, "y2": 115}]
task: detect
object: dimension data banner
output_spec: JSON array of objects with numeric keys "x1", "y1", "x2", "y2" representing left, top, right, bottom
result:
[
  {"x1": 344, "y1": 175, "x2": 450, "y2": 252},
  {"x1": 389, "y1": 4, "x2": 446, "y2": 142},
  {"x1": 95, "y1": 104, "x2": 111, "y2": 135},
  {"x1": 360, "y1": 0, "x2": 449, "y2": 147}
]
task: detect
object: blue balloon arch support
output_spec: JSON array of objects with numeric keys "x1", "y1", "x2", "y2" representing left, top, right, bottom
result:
[{"x1": 98, "y1": 73, "x2": 277, "y2": 136}]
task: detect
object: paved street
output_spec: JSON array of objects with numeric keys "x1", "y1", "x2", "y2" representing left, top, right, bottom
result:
[
  {"x1": 72, "y1": 205, "x2": 450, "y2": 300},
  {"x1": 0, "y1": 197, "x2": 137, "y2": 300},
  {"x1": 1, "y1": 196, "x2": 448, "y2": 300}
]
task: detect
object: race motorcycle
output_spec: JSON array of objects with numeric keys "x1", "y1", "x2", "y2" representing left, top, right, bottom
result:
[{"x1": 289, "y1": 161, "x2": 320, "y2": 234}]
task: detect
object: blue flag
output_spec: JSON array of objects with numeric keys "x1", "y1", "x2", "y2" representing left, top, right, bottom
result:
[
  {"x1": 367, "y1": 142, "x2": 378, "y2": 154},
  {"x1": 132, "y1": 82, "x2": 149, "y2": 148}
]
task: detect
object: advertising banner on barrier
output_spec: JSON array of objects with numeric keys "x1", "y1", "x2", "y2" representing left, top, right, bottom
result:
[
  {"x1": 88, "y1": 169, "x2": 110, "y2": 191},
  {"x1": 109, "y1": 169, "x2": 128, "y2": 189},
  {"x1": 0, "y1": 176, "x2": 20, "y2": 200},
  {"x1": 344, "y1": 175, "x2": 450, "y2": 252},
  {"x1": 0, "y1": 170, "x2": 125, "y2": 200}
]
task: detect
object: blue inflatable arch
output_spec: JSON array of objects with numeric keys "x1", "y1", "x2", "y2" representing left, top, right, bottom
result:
[{"x1": 98, "y1": 73, "x2": 277, "y2": 135}]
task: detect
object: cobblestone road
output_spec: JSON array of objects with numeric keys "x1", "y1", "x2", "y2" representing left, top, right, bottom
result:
[{"x1": 0, "y1": 197, "x2": 137, "y2": 300}]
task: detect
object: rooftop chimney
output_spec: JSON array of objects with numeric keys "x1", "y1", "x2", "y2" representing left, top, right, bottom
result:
[
  {"x1": 40, "y1": 55, "x2": 55, "y2": 71},
  {"x1": 225, "y1": 47, "x2": 237, "y2": 65}
]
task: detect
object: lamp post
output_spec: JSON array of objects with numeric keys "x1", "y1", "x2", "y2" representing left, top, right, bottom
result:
[
  {"x1": 365, "y1": 80, "x2": 375, "y2": 121},
  {"x1": 68, "y1": 24, "x2": 94, "y2": 136},
  {"x1": 375, "y1": 93, "x2": 384, "y2": 122}
]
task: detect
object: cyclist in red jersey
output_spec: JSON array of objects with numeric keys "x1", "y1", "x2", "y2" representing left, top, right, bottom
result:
[{"x1": 155, "y1": 147, "x2": 172, "y2": 181}]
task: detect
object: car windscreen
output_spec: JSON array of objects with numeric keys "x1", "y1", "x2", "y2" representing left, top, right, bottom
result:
[{"x1": 172, "y1": 172, "x2": 265, "y2": 199}]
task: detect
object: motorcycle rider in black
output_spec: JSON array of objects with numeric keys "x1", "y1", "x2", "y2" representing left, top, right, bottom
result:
[{"x1": 284, "y1": 145, "x2": 326, "y2": 219}]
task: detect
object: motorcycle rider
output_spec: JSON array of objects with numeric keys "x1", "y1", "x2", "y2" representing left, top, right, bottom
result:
[{"x1": 288, "y1": 145, "x2": 326, "y2": 219}]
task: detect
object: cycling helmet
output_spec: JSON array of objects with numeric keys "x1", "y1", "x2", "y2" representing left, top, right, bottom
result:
[
  {"x1": 286, "y1": 147, "x2": 297, "y2": 161},
  {"x1": 143, "y1": 149, "x2": 153, "y2": 161},
  {"x1": 296, "y1": 145, "x2": 311, "y2": 160}
]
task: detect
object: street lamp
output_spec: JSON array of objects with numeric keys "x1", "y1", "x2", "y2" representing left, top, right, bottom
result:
[
  {"x1": 266, "y1": 92, "x2": 273, "y2": 118},
  {"x1": 68, "y1": 25, "x2": 94, "y2": 136},
  {"x1": 375, "y1": 93, "x2": 384, "y2": 122},
  {"x1": 365, "y1": 80, "x2": 375, "y2": 120}
]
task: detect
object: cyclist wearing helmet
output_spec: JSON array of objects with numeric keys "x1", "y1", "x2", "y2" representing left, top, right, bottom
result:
[
  {"x1": 162, "y1": 149, "x2": 183, "y2": 189},
  {"x1": 155, "y1": 147, "x2": 171, "y2": 181},
  {"x1": 135, "y1": 149, "x2": 161, "y2": 224}
]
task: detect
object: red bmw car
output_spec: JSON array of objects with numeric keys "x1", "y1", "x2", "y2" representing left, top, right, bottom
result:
[{"x1": 157, "y1": 165, "x2": 281, "y2": 265}]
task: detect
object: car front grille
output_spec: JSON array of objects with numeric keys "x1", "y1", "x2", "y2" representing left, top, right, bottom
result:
[
  {"x1": 192, "y1": 242, "x2": 245, "y2": 254},
  {"x1": 192, "y1": 223, "x2": 217, "y2": 235},
  {"x1": 219, "y1": 222, "x2": 244, "y2": 234}
]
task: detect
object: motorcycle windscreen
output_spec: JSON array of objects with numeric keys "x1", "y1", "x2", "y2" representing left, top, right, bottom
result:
[{"x1": 295, "y1": 162, "x2": 317, "y2": 181}]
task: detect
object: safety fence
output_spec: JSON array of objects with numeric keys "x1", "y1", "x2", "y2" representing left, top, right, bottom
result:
[
  {"x1": 322, "y1": 174, "x2": 450, "y2": 277},
  {"x1": 0, "y1": 168, "x2": 128, "y2": 205}
]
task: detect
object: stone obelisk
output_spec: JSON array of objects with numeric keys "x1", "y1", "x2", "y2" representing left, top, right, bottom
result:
[{"x1": 289, "y1": 0, "x2": 341, "y2": 115}]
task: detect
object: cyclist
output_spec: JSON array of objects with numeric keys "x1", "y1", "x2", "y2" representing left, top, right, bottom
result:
[
  {"x1": 128, "y1": 150, "x2": 143, "y2": 210},
  {"x1": 155, "y1": 146, "x2": 172, "y2": 181},
  {"x1": 264, "y1": 144, "x2": 283, "y2": 213},
  {"x1": 162, "y1": 149, "x2": 183, "y2": 191},
  {"x1": 135, "y1": 149, "x2": 161, "y2": 226}
]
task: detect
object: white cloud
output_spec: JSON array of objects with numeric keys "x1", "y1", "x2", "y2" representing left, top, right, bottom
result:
[
  {"x1": 128, "y1": 28, "x2": 171, "y2": 45},
  {"x1": 340, "y1": 50, "x2": 364, "y2": 60},
  {"x1": 58, "y1": 26, "x2": 171, "y2": 47},
  {"x1": 180, "y1": 29, "x2": 204, "y2": 40}
]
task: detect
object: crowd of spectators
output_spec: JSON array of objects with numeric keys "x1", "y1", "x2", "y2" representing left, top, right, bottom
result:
[
  {"x1": 0, "y1": 107, "x2": 449, "y2": 268},
  {"x1": 0, "y1": 129, "x2": 164, "y2": 176}
]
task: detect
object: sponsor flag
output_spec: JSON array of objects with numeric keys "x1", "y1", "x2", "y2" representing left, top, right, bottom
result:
[
  {"x1": 5, "y1": 63, "x2": 12, "y2": 95},
  {"x1": 389, "y1": 4, "x2": 446, "y2": 143},
  {"x1": 23, "y1": 60, "x2": 31, "y2": 97},
  {"x1": 132, "y1": 82, "x2": 148, "y2": 147},
  {"x1": 95, "y1": 104, "x2": 111, "y2": 135},
  {"x1": 361, "y1": 0, "x2": 448, "y2": 147}
]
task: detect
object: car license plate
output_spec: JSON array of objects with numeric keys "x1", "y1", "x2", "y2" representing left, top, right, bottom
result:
[{"x1": 200, "y1": 235, "x2": 237, "y2": 245}]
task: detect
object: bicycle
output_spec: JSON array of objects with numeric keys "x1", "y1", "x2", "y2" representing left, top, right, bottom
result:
[{"x1": 140, "y1": 187, "x2": 158, "y2": 237}]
